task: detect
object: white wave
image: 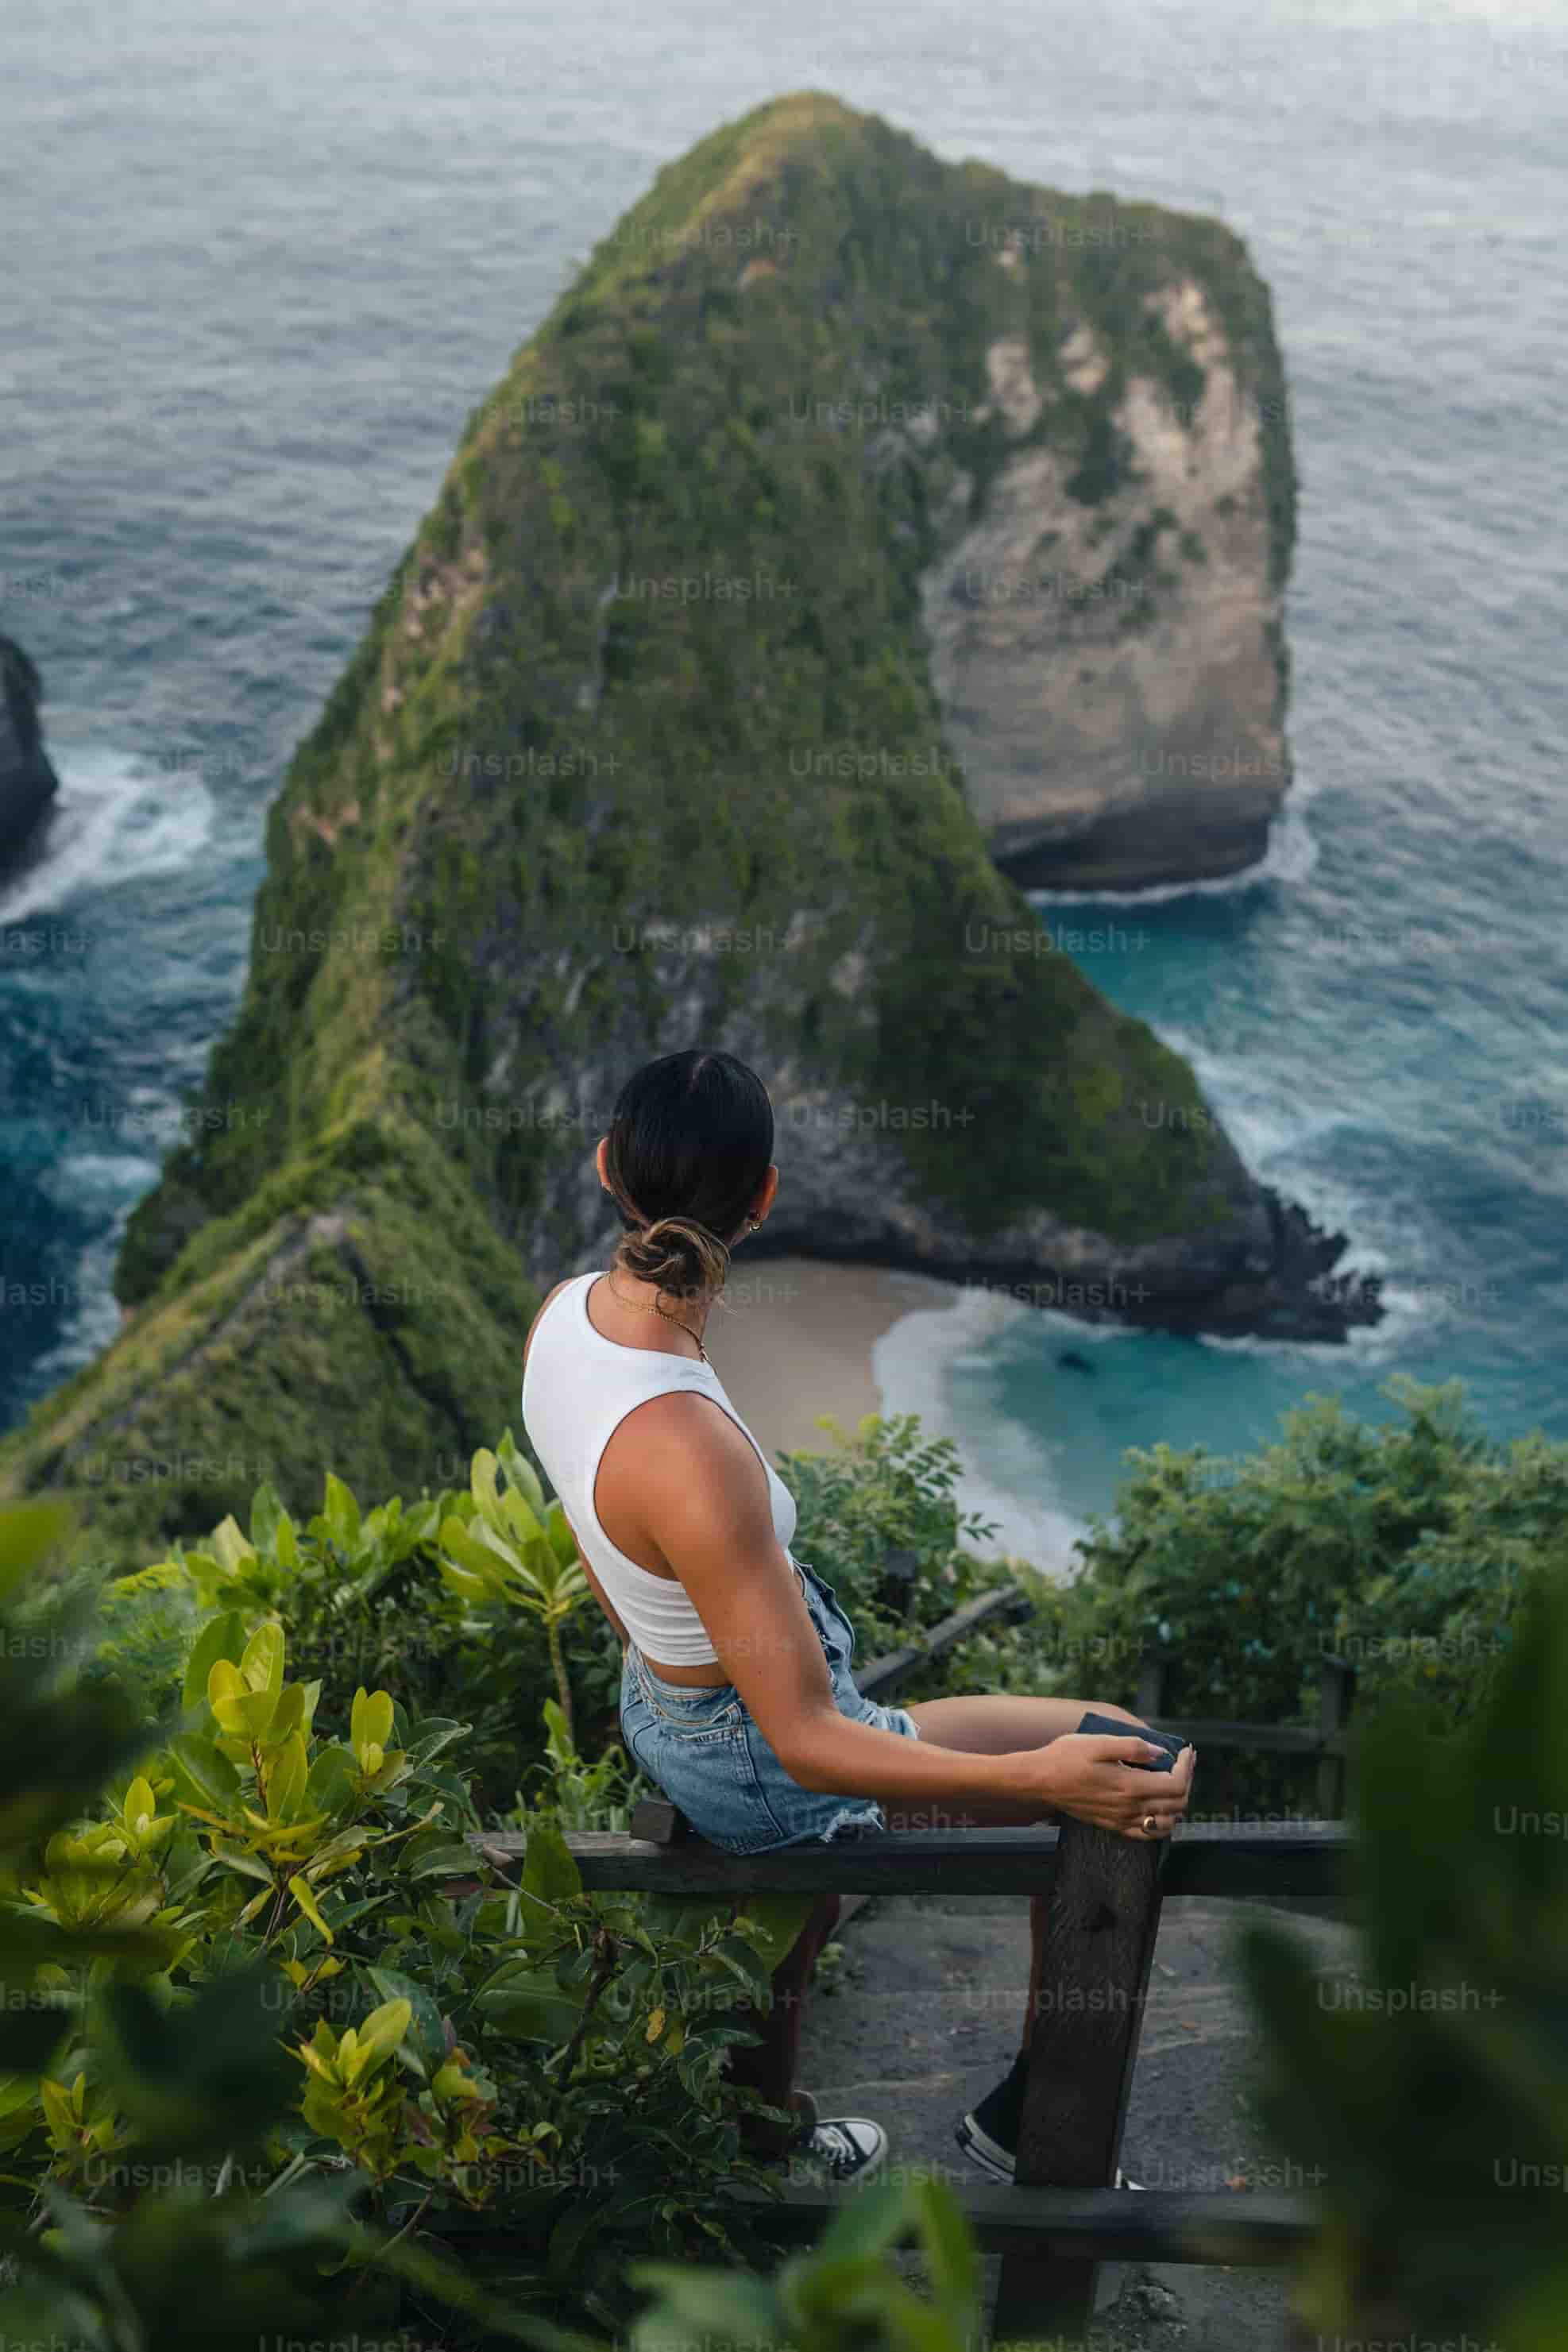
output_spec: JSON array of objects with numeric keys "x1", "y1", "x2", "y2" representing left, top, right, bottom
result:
[
  {"x1": 0, "y1": 747, "x2": 217, "y2": 925},
  {"x1": 1156, "y1": 1027, "x2": 1407, "y2": 1351},
  {"x1": 871, "y1": 1278, "x2": 1090, "y2": 1576},
  {"x1": 1154, "y1": 1025, "x2": 1361, "y2": 1175},
  {"x1": 45, "y1": 1151, "x2": 162, "y2": 1195},
  {"x1": 1032, "y1": 1307, "x2": 1141, "y2": 1346},
  {"x1": 1168, "y1": 1032, "x2": 1436, "y2": 1362},
  {"x1": 1198, "y1": 1278, "x2": 1439, "y2": 1366},
  {"x1": 1025, "y1": 786, "x2": 1319, "y2": 910}
]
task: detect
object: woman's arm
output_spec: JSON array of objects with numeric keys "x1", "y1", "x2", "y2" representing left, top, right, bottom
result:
[{"x1": 627, "y1": 1394, "x2": 1189, "y2": 1835}]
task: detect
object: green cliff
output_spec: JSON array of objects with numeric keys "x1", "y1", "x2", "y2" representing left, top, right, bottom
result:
[{"x1": 0, "y1": 93, "x2": 1363, "y2": 1554}]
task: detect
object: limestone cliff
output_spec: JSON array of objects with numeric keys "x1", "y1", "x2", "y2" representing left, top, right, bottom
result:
[
  {"x1": 0, "y1": 635, "x2": 60, "y2": 871},
  {"x1": 922, "y1": 272, "x2": 1295, "y2": 889},
  {"x1": 0, "y1": 94, "x2": 1370, "y2": 1554}
]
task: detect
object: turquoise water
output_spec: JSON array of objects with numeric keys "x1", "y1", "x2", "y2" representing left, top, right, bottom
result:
[{"x1": 3, "y1": 0, "x2": 1566, "y2": 1548}]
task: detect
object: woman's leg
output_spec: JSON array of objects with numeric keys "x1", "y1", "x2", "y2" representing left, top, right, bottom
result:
[
  {"x1": 732, "y1": 1694, "x2": 1154, "y2": 2157},
  {"x1": 892, "y1": 1692, "x2": 1153, "y2": 2051}
]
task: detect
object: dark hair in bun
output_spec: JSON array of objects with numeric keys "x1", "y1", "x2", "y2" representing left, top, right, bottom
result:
[{"x1": 604, "y1": 1050, "x2": 774, "y2": 1307}]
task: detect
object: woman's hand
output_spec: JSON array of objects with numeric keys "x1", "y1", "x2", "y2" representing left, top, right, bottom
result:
[{"x1": 1019, "y1": 1733, "x2": 1196, "y2": 1838}]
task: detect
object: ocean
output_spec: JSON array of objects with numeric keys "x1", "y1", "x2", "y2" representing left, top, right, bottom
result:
[{"x1": 3, "y1": 0, "x2": 1566, "y2": 1558}]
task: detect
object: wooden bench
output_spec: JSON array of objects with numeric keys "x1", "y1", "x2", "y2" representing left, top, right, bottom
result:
[{"x1": 473, "y1": 1587, "x2": 1356, "y2": 2338}]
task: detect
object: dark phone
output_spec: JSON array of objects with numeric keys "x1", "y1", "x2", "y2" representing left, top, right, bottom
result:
[{"x1": 1075, "y1": 1709, "x2": 1191, "y2": 1773}]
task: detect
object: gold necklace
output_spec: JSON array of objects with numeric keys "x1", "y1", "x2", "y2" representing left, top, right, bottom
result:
[{"x1": 604, "y1": 1272, "x2": 709, "y2": 1363}]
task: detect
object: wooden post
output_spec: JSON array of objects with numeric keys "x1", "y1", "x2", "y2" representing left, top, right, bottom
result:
[
  {"x1": 1317, "y1": 1657, "x2": 1357, "y2": 1820},
  {"x1": 876, "y1": 1544, "x2": 922, "y2": 1627},
  {"x1": 1135, "y1": 1646, "x2": 1168, "y2": 1724},
  {"x1": 991, "y1": 1816, "x2": 1168, "y2": 2346}
]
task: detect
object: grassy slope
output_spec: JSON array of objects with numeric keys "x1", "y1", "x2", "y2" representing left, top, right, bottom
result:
[{"x1": 1, "y1": 94, "x2": 1291, "y2": 1556}]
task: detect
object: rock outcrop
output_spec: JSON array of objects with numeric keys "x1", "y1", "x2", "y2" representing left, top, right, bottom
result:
[
  {"x1": 0, "y1": 94, "x2": 1371, "y2": 1554},
  {"x1": 921, "y1": 276, "x2": 1295, "y2": 890},
  {"x1": 0, "y1": 635, "x2": 60, "y2": 871}
]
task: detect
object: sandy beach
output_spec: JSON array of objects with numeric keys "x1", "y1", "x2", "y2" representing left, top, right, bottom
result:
[
  {"x1": 703, "y1": 1253, "x2": 954, "y2": 1462},
  {"x1": 709, "y1": 1253, "x2": 1085, "y2": 1574}
]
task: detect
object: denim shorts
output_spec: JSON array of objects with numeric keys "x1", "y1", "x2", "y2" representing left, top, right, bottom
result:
[{"x1": 618, "y1": 1558, "x2": 921, "y2": 1853}]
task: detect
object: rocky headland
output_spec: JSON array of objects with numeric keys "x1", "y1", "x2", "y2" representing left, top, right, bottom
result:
[
  {"x1": 0, "y1": 94, "x2": 1374, "y2": 1551},
  {"x1": 0, "y1": 635, "x2": 60, "y2": 872}
]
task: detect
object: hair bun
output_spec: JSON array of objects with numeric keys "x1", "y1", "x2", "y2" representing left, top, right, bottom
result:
[{"x1": 614, "y1": 1215, "x2": 732, "y2": 1307}]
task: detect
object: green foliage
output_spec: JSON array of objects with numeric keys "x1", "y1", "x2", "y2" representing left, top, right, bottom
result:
[
  {"x1": 1053, "y1": 1379, "x2": 1548, "y2": 1740},
  {"x1": 8, "y1": 1373, "x2": 1568, "y2": 2341},
  {"x1": 438, "y1": 1434, "x2": 592, "y2": 1742},
  {"x1": 0, "y1": 1499, "x2": 825, "y2": 2342},
  {"x1": 0, "y1": 1504, "x2": 380, "y2": 2346},
  {"x1": 629, "y1": 2172, "x2": 989, "y2": 2352},
  {"x1": 782, "y1": 1390, "x2": 1568, "y2": 1826},
  {"x1": 777, "y1": 1412, "x2": 1010, "y2": 1659},
  {"x1": 95, "y1": 1454, "x2": 623, "y2": 1818},
  {"x1": 1241, "y1": 1548, "x2": 1568, "y2": 2346}
]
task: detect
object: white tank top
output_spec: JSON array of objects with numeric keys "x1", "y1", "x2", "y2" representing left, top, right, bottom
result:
[{"x1": 519, "y1": 1270, "x2": 800, "y2": 1666}]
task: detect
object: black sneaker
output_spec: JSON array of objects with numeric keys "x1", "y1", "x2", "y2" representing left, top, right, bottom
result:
[
  {"x1": 955, "y1": 2049, "x2": 1028, "y2": 2182},
  {"x1": 956, "y1": 2053, "x2": 1143, "y2": 2189},
  {"x1": 787, "y1": 2114, "x2": 890, "y2": 2186}
]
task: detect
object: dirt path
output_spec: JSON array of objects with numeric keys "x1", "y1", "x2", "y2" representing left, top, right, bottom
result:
[{"x1": 798, "y1": 1890, "x2": 1352, "y2": 2350}]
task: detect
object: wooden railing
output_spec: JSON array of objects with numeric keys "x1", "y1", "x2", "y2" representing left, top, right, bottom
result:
[{"x1": 473, "y1": 1582, "x2": 1357, "y2": 2341}]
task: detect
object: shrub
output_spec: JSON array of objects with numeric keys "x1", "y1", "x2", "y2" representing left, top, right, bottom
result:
[
  {"x1": 1242, "y1": 1526, "x2": 1568, "y2": 2347},
  {"x1": 1054, "y1": 1378, "x2": 1554, "y2": 1736},
  {"x1": 89, "y1": 1443, "x2": 626, "y2": 1817},
  {"x1": 776, "y1": 1412, "x2": 1010, "y2": 1658},
  {"x1": 0, "y1": 1501, "x2": 824, "y2": 2341}
]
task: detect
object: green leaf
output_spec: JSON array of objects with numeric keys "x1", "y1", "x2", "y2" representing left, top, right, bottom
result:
[
  {"x1": 471, "y1": 1448, "x2": 505, "y2": 1531},
  {"x1": 809, "y1": 2176, "x2": 919, "y2": 2269},
  {"x1": 0, "y1": 1501, "x2": 74, "y2": 1601},
  {"x1": 497, "y1": 1428, "x2": 547, "y2": 1517},
  {"x1": 322, "y1": 1471, "x2": 361, "y2": 1551},
  {"x1": 95, "y1": 1968, "x2": 295, "y2": 2149},
  {"x1": 732, "y1": 1894, "x2": 814, "y2": 1976},
  {"x1": 365, "y1": 1964, "x2": 448, "y2": 2072},
  {"x1": 249, "y1": 1481, "x2": 284, "y2": 1554},
  {"x1": 305, "y1": 1744, "x2": 359, "y2": 1815},
  {"x1": 210, "y1": 1513, "x2": 257, "y2": 1574},
  {"x1": 239, "y1": 1618, "x2": 285, "y2": 1701},
  {"x1": 165, "y1": 1731, "x2": 241, "y2": 1812},
  {"x1": 350, "y1": 1687, "x2": 395, "y2": 1763},
  {"x1": 353, "y1": 1997, "x2": 411, "y2": 2074},
  {"x1": 266, "y1": 1732, "x2": 310, "y2": 1824},
  {"x1": 288, "y1": 1873, "x2": 333, "y2": 1944},
  {"x1": 180, "y1": 1609, "x2": 247, "y2": 1719},
  {"x1": 1497, "y1": 2259, "x2": 1568, "y2": 2352},
  {"x1": 912, "y1": 2176, "x2": 983, "y2": 2322},
  {"x1": 404, "y1": 1841, "x2": 482, "y2": 1879},
  {"x1": 521, "y1": 1818, "x2": 582, "y2": 1906},
  {"x1": 213, "y1": 1846, "x2": 276, "y2": 1887},
  {"x1": 625, "y1": 2267, "x2": 783, "y2": 2349},
  {"x1": 207, "y1": 1659, "x2": 278, "y2": 1743},
  {"x1": 472, "y1": 1966, "x2": 584, "y2": 2045},
  {"x1": 403, "y1": 1718, "x2": 470, "y2": 1768},
  {"x1": 263, "y1": 1679, "x2": 311, "y2": 1748}
]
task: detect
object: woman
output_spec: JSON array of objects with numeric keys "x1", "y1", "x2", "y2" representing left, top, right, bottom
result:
[{"x1": 521, "y1": 1049, "x2": 1195, "y2": 2185}]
